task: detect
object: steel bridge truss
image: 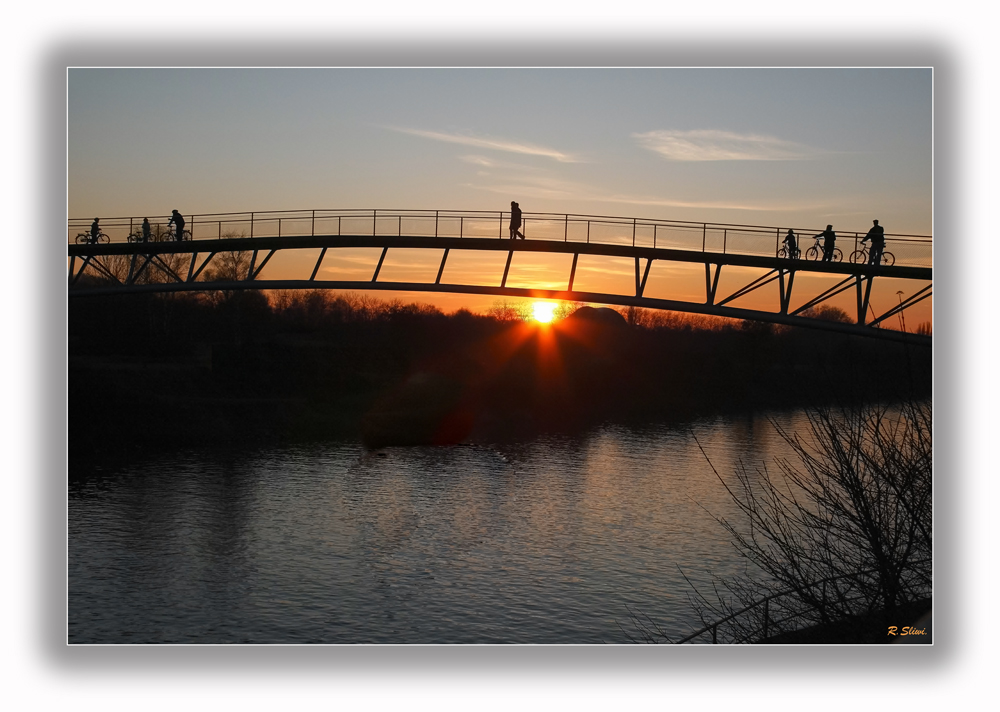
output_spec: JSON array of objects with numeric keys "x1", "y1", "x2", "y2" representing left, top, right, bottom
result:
[{"x1": 68, "y1": 234, "x2": 932, "y2": 345}]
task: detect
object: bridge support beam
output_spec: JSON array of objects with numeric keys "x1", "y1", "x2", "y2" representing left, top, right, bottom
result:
[
  {"x1": 567, "y1": 253, "x2": 579, "y2": 292},
  {"x1": 636, "y1": 258, "x2": 653, "y2": 298},
  {"x1": 310, "y1": 247, "x2": 328, "y2": 281},
  {"x1": 372, "y1": 246, "x2": 388, "y2": 282},
  {"x1": 790, "y1": 275, "x2": 857, "y2": 317},
  {"x1": 247, "y1": 250, "x2": 258, "y2": 280},
  {"x1": 778, "y1": 268, "x2": 795, "y2": 315},
  {"x1": 70, "y1": 255, "x2": 95, "y2": 285},
  {"x1": 501, "y1": 249, "x2": 514, "y2": 288},
  {"x1": 131, "y1": 254, "x2": 152, "y2": 284},
  {"x1": 705, "y1": 263, "x2": 722, "y2": 305},
  {"x1": 150, "y1": 254, "x2": 185, "y2": 284},
  {"x1": 718, "y1": 269, "x2": 782, "y2": 308},
  {"x1": 436, "y1": 249, "x2": 450, "y2": 285},
  {"x1": 857, "y1": 275, "x2": 875, "y2": 325},
  {"x1": 75, "y1": 255, "x2": 122, "y2": 285},
  {"x1": 250, "y1": 250, "x2": 276, "y2": 280},
  {"x1": 187, "y1": 253, "x2": 217, "y2": 282},
  {"x1": 869, "y1": 284, "x2": 932, "y2": 328}
]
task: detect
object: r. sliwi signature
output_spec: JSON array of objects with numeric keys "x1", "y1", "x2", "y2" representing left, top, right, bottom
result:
[{"x1": 888, "y1": 626, "x2": 927, "y2": 636}]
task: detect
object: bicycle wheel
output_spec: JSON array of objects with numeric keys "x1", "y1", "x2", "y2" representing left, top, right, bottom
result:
[
  {"x1": 777, "y1": 247, "x2": 788, "y2": 259},
  {"x1": 806, "y1": 246, "x2": 821, "y2": 260},
  {"x1": 833, "y1": 248, "x2": 843, "y2": 262},
  {"x1": 881, "y1": 251, "x2": 895, "y2": 267},
  {"x1": 75, "y1": 233, "x2": 90, "y2": 244},
  {"x1": 99, "y1": 233, "x2": 110, "y2": 244},
  {"x1": 849, "y1": 249, "x2": 867, "y2": 264}
]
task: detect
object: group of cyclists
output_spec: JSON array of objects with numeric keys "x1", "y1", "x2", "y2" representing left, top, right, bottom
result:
[
  {"x1": 83, "y1": 210, "x2": 187, "y2": 244},
  {"x1": 781, "y1": 219, "x2": 887, "y2": 265}
]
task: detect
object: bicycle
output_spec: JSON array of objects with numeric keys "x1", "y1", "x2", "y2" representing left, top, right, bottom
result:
[
  {"x1": 777, "y1": 245, "x2": 801, "y2": 259},
  {"x1": 805, "y1": 235, "x2": 843, "y2": 262},
  {"x1": 849, "y1": 244, "x2": 895, "y2": 266},
  {"x1": 126, "y1": 229, "x2": 190, "y2": 242},
  {"x1": 75, "y1": 231, "x2": 109, "y2": 245}
]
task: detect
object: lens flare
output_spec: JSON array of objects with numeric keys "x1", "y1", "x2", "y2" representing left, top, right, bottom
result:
[{"x1": 532, "y1": 302, "x2": 557, "y2": 323}]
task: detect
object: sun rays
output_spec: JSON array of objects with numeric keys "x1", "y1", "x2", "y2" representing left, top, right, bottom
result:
[{"x1": 532, "y1": 301, "x2": 558, "y2": 323}]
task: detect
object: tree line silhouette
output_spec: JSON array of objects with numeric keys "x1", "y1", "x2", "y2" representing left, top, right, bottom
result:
[{"x1": 69, "y1": 287, "x2": 930, "y2": 457}]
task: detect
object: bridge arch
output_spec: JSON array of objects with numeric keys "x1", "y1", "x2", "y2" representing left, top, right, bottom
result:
[{"x1": 69, "y1": 209, "x2": 932, "y2": 346}]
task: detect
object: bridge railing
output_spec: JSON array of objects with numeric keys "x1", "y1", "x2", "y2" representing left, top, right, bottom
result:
[{"x1": 68, "y1": 208, "x2": 933, "y2": 268}]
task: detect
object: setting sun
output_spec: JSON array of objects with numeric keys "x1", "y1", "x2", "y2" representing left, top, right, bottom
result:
[{"x1": 532, "y1": 302, "x2": 557, "y2": 323}]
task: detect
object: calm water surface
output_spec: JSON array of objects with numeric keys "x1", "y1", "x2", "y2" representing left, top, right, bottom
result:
[{"x1": 69, "y1": 410, "x2": 812, "y2": 643}]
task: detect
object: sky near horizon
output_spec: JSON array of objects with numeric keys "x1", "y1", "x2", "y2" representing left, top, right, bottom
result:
[
  {"x1": 68, "y1": 67, "x2": 932, "y2": 320},
  {"x1": 69, "y1": 68, "x2": 931, "y2": 231}
]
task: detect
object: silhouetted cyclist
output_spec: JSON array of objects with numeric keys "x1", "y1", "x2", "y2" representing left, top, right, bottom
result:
[
  {"x1": 818, "y1": 224, "x2": 837, "y2": 262},
  {"x1": 169, "y1": 210, "x2": 186, "y2": 242},
  {"x1": 89, "y1": 218, "x2": 101, "y2": 245},
  {"x1": 783, "y1": 229, "x2": 799, "y2": 259},
  {"x1": 141, "y1": 218, "x2": 151, "y2": 243},
  {"x1": 509, "y1": 201, "x2": 525, "y2": 239},
  {"x1": 862, "y1": 219, "x2": 885, "y2": 265}
]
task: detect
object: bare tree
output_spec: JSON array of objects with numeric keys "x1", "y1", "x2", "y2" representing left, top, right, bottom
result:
[
  {"x1": 800, "y1": 305, "x2": 853, "y2": 323},
  {"x1": 625, "y1": 399, "x2": 931, "y2": 643},
  {"x1": 201, "y1": 231, "x2": 253, "y2": 283},
  {"x1": 486, "y1": 299, "x2": 532, "y2": 322}
]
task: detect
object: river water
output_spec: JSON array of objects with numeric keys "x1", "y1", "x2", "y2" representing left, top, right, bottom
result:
[{"x1": 69, "y1": 409, "x2": 815, "y2": 644}]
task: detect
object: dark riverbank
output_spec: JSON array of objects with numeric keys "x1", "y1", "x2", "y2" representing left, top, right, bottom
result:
[
  {"x1": 69, "y1": 291, "x2": 931, "y2": 458},
  {"x1": 759, "y1": 599, "x2": 932, "y2": 644}
]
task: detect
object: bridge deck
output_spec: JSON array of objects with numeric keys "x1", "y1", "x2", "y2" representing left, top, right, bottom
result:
[{"x1": 68, "y1": 234, "x2": 932, "y2": 281}]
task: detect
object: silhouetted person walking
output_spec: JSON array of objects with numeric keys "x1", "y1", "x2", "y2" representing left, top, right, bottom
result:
[
  {"x1": 89, "y1": 218, "x2": 101, "y2": 245},
  {"x1": 862, "y1": 219, "x2": 885, "y2": 265},
  {"x1": 169, "y1": 210, "x2": 186, "y2": 242},
  {"x1": 783, "y1": 229, "x2": 799, "y2": 259},
  {"x1": 141, "y1": 218, "x2": 151, "y2": 243},
  {"x1": 818, "y1": 225, "x2": 837, "y2": 262},
  {"x1": 509, "y1": 201, "x2": 524, "y2": 239}
]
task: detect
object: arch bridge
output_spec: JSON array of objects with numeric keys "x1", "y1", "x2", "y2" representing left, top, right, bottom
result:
[{"x1": 68, "y1": 208, "x2": 932, "y2": 345}]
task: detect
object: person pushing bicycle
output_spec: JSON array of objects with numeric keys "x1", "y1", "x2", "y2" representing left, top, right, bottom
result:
[
  {"x1": 168, "y1": 210, "x2": 186, "y2": 242},
  {"x1": 783, "y1": 229, "x2": 799, "y2": 259},
  {"x1": 89, "y1": 218, "x2": 101, "y2": 245},
  {"x1": 861, "y1": 219, "x2": 885, "y2": 265},
  {"x1": 817, "y1": 225, "x2": 837, "y2": 262}
]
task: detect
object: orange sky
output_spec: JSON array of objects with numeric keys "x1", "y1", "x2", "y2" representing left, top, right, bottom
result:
[{"x1": 253, "y1": 245, "x2": 932, "y2": 330}]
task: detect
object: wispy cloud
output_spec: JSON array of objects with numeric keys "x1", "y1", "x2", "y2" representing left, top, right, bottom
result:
[
  {"x1": 459, "y1": 155, "x2": 496, "y2": 167},
  {"x1": 467, "y1": 175, "x2": 826, "y2": 212},
  {"x1": 594, "y1": 193, "x2": 829, "y2": 212},
  {"x1": 463, "y1": 174, "x2": 589, "y2": 201},
  {"x1": 386, "y1": 127, "x2": 581, "y2": 163},
  {"x1": 633, "y1": 129, "x2": 819, "y2": 161}
]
